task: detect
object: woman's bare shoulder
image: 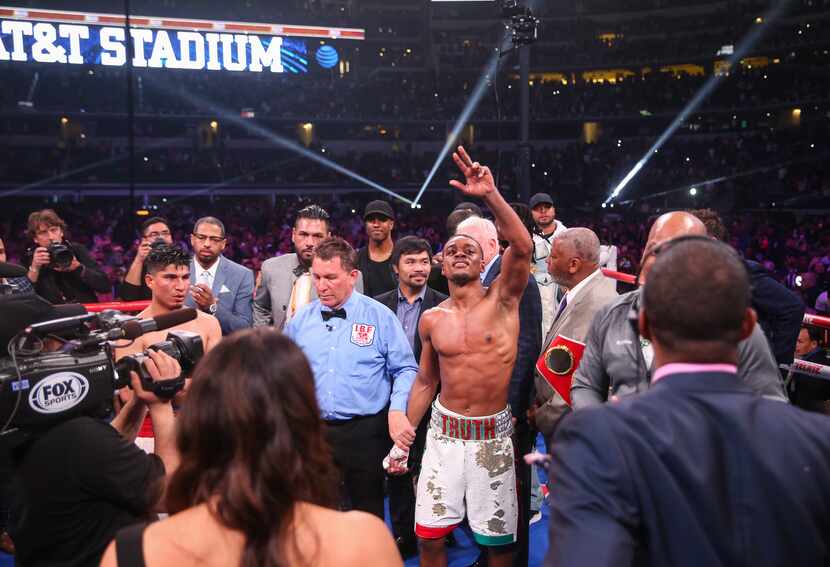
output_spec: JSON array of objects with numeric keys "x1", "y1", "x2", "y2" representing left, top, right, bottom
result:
[{"x1": 303, "y1": 505, "x2": 403, "y2": 567}]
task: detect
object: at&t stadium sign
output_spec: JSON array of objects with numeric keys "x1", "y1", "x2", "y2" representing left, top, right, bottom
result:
[{"x1": 0, "y1": 6, "x2": 363, "y2": 73}]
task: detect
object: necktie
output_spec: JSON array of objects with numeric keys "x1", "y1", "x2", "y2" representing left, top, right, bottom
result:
[
  {"x1": 287, "y1": 272, "x2": 312, "y2": 323},
  {"x1": 553, "y1": 294, "x2": 568, "y2": 325},
  {"x1": 321, "y1": 308, "x2": 347, "y2": 321},
  {"x1": 199, "y1": 271, "x2": 210, "y2": 287}
]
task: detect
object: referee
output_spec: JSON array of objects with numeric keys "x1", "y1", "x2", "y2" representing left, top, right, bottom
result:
[{"x1": 285, "y1": 237, "x2": 418, "y2": 518}]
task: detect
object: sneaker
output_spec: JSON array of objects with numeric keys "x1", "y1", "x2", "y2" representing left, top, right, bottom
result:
[{"x1": 529, "y1": 511, "x2": 543, "y2": 525}]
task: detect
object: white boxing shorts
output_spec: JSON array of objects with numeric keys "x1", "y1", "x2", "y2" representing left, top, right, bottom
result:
[{"x1": 414, "y1": 398, "x2": 517, "y2": 547}]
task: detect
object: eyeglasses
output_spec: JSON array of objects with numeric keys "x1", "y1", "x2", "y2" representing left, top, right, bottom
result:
[
  {"x1": 192, "y1": 233, "x2": 226, "y2": 244},
  {"x1": 146, "y1": 230, "x2": 171, "y2": 238}
]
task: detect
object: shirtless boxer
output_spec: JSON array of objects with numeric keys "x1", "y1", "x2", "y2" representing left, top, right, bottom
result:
[
  {"x1": 397, "y1": 147, "x2": 532, "y2": 567},
  {"x1": 115, "y1": 245, "x2": 221, "y2": 453},
  {"x1": 116, "y1": 245, "x2": 221, "y2": 359}
]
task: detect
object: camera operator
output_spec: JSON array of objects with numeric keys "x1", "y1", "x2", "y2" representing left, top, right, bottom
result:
[
  {"x1": 119, "y1": 217, "x2": 174, "y2": 302},
  {"x1": 23, "y1": 209, "x2": 110, "y2": 304},
  {"x1": 1, "y1": 298, "x2": 182, "y2": 567}
]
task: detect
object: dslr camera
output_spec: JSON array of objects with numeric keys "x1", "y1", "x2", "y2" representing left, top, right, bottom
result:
[{"x1": 27, "y1": 241, "x2": 75, "y2": 270}]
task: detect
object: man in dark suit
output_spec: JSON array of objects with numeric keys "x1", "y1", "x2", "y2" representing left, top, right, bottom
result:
[
  {"x1": 545, "y1": 237, "x2": 830, "y2": 567},
  {"x1": 456, "y1": 215, "x2": 542, "y2": 567},
  {"x1": 376, "y1": 235, "x2": 447, "y2": 558}
]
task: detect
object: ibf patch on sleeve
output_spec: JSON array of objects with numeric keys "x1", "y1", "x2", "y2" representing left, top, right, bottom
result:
[{"x1": 351, "y1": 323, "x2": 376, "y2": 347}]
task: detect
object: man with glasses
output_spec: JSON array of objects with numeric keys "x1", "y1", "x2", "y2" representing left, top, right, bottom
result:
[
  {"x1": 120, "y1": 216, "x2": 174, "y2": 301},
  {"x1": 184, "y1": 216, "x2": 254, "y2": 335}
]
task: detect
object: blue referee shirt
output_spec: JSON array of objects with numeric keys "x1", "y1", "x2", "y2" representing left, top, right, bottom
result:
[{"x1": 285, "y1": 291, "x2": 418, "y2": 420}]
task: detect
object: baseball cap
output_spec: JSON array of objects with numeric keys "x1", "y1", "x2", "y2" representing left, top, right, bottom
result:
[
  {"x1": 363, "y1": 200, "x2": 395, "y2": 221},
  {"x1": 0, "y1": 294, "x2": 87, "y2": 353},
  {"x1": 529, "y1": 193, "x2": 554, "y2": 208},
  {"x1": 453, "y1": 202, "x2": 483, "y2": 216}
]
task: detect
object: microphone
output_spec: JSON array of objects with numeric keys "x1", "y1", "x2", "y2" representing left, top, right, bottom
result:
[
  {"x1": 0, "y1": 261, "x2": 27, "y2": 278},
  {"x1": 120, "y1": 308, "x2": 198, "y2": 340},
  {"x1": 27, "y1": 313, "x2": 98, "y2": 335}
]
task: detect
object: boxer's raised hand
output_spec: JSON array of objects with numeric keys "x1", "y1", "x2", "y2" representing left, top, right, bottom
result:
[{"x1": 450, "y1": 146, "x2": 496, "y2": 198}]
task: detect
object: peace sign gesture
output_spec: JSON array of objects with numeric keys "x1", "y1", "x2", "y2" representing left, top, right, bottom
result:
[{"x1": 449, "y1": 146, "x2": 497, "y2": 198}]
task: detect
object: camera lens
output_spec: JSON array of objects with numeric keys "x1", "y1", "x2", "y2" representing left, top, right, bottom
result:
[{"x1": 48, "y1": 243, "x2": 74, "y2": 269}]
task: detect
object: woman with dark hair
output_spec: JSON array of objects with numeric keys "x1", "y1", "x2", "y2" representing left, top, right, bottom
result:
[{"x1": 101, "y1": 328, "x2": 401, "y2": 567}]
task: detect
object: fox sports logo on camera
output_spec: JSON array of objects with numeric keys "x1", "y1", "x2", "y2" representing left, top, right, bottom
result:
[{"x1": 28, "y1": 372, "x2": 90, "y2": 414}]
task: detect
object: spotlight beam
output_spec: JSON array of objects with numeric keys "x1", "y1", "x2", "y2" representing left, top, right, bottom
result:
[
  {"x1": 614, "y1": 150, "x2": 829, "y2": 204},
  {"x1": 0, "y1": 140, "x2": 170, "y2": 198},
  {"x1": 605, "y1": 0, "x2": 791, "y2": 204},
  {"x1": 411, "y1": 33, "x2": 512, "y2": 208},
  {"x1": 151, "y1": 83, "x2": 414, "y2": 206}
]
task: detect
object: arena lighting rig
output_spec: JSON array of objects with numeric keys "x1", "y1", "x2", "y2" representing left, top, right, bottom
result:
[
  {"x1": 411, "y1": 42, "x2": 508, "y2": 208},
  {"x1": 412, "y1": 0, "x2": 539, "y2": 208},
  {"x1": 605, "y1": 0, "x2": 791, "y2": 205}
]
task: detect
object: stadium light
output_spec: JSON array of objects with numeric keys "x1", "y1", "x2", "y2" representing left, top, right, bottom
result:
[{"x1": 604, "y1": 0, "x2": 791, "y2": 205}]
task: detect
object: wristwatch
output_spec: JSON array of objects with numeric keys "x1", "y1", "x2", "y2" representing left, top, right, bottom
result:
[{"x1": 208, "y1": 302, "x2": 218, "y2": 315}]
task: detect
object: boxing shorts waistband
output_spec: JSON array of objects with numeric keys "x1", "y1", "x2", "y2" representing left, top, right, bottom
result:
[{"x1": 430, "y1": 399, "x2": 513, "y2": 441}]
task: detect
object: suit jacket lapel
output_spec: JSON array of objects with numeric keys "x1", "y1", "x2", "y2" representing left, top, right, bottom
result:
[
  {"x1": 483, "y1": 256, "x2": 503, "y2": 287},
  {"x1": 212, "y1": 257, "x2": 227, "y2": 296},
  {"x1": 544, "y1": 272, "x2": 600, "y2": 346}
]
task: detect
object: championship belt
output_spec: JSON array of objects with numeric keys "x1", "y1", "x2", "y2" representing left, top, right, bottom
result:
[{"x1": 535, "y1": 335, "x2": 586, "y2": 407}]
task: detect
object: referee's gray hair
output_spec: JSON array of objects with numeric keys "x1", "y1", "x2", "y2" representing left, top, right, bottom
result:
[{"x1": 554, "y1": 227, "x2": 600, "y2": 264}]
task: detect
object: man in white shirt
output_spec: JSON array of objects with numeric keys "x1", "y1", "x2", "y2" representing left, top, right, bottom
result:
[{"x1": 529, "y1": 193, "x2": 567, "y2": 335}]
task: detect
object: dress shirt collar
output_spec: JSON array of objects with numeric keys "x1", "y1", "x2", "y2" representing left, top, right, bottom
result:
[
  {"x1": 481, "y1": 255, "x2": 500, "y2": 283},
  {"x1": 398, "y1": 285, "x2": 427, "y2": 305},
  {"x1": 565, "y1": 268, "x2": 601, "y2": 304},
  {"x1": 652, "y1": 363, "x2": 738, "y2": 384},
  {"x1": 195, "y1": 255, "x2": 221, "y2": 283}
]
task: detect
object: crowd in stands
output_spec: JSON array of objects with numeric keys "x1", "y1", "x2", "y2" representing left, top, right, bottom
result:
[
  {"x1": 1, "y1": 196, "x2": 827, "y2": 315},
  {"x1": 1, "y1": 127, "x2": 825, "y2": 211},
  {"x1": 2, "y1": 61, "x2": 828, "y2": 122}
]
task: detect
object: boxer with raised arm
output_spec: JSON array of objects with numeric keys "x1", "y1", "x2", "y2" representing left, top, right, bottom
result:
[{"x1": 397, "y1": 147, "x2": 532, "y2": 567}]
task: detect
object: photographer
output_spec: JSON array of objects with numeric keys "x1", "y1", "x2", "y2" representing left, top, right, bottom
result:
[
  {"x1": 4, "y1": 312, "x2": 181, "y2": 567},
  {"x1": 23, "y1": 209, "x2": 110, "y2": 304},
  {"x1": 119, "y1": 217, "x2": 174, "y2": 302}
]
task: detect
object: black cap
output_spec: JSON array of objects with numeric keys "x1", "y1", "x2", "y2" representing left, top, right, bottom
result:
[
  {"x1": 0, "y1": 294, "x2": 87, "y2": 353},
  {"x1": 529, "y1": 193, "x2": 554, "y2": 208},
  {"x1": 453, "y1": 202, "x2": 483, "y2": 216},
  {"x1": 363, "y1": 200, "x2": 395, "y2": 221}
]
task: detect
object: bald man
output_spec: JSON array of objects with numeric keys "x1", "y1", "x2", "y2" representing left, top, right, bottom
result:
[
  {"x1": 532, "y1": 228, "x2": 618, "y2": 439},
  {"x1": 571, "y1": 211, "x2": 786, "y2": 408}
]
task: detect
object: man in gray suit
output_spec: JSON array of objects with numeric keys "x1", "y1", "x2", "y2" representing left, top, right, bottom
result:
[
  {"x1": 254, "y1": 205, "x2": 363, "y2": 330},
  {"x1": 532, "y1": 228, "x2": 617, "y2": 441},
  {"x1": 185, "y1": 216, "x2": 254, "y2": 335},
  {"x1": 571, "y1": 211, "x2": 787, "y2": 408}
]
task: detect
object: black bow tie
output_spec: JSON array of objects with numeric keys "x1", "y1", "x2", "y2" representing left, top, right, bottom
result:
[
  {"x1": 293, "y1": 264, "x2": 309, "y2": 277},
  {"x1": 321, "y1": 308, "x2": 347, "y2": 321}
]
